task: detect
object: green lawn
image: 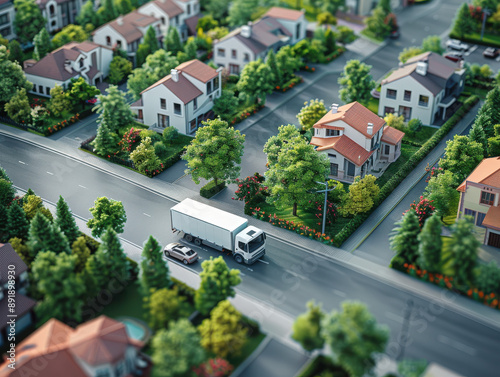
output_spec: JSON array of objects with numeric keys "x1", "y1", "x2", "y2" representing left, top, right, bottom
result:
[
  {"x1": 297, "y1": 355, "x2": 348, "y2": 377},
  {"x1": 99, "y1": 282, "x2": 147, "y2": 320},
  {"x1": 440, "y1": 236, "x2": 454, "y2": 276},
  {"x1": 376, "y1": 144, "x2": 420, "y2": 188},
  {"x1": 461, "y1": 32, "x2": 500, "y2": 48},
  {"x1": 360, "y1": 29, "x2": 385, "y2": 43},
  {"x1": 364, "y1": 97, "x2": 379, "y2": 114},
  {"x1": 405, "y1": 125, "x2": 438, "y2": 146},
  {"x1": 227, "y1": 333, "x2": 266, "y2": 369}
]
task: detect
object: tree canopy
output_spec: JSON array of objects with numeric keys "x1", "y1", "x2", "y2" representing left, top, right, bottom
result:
[
  {"x1": 87, "y1": 197, "x2": 127, "y2": 238},
  {"x1": 338, "y1": 60, "x2": 375, "y2": 104},
  {"x1": 292, "y1": 301, "x2": 325, "y2": 352},
  {"x1": 13, "y1": 0, "x2": 45, "y2": 43},
  {"x1": 0, "y1": 46, "x2": 33, "y2": 103},
  {"x1": 296, "y1": 99, "x2": 327, "y2": 131},
  {"x1": 237, "y1": 59, "x2": 274, "y2": 104}
]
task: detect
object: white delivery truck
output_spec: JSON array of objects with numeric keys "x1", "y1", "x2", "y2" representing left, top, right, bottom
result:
[{"x1": 170, "y1": 198, "x2": 266, "y2": 264}]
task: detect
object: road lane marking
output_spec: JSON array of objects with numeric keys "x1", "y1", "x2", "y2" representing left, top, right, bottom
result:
[
  {"x1": 385, "y1": 311, "x2": 404, "y2": 324},
  {"x1": 257, "y1": 259, "x2": 269, "y2": 265},
  {"x1": 143, "y1": 213, "x2": 151, "y2": 217},
  {"x1": 78, "y1": 184, "x2": 87, "y2": 189},
  {"x1": 438, "y1": 335, "x2": 476, "y2": 356},
  {"x1": 247, "y1": 267, "x2": 253, "y2": 272},
  {"x1": 18, "y1": 161, "x2": 25, "y2": 164},
  {"x1": 333, "y1": 289, "x2": 346, "y2": 298},
  {"x1": 284, "y1": 269, "x2": 310, "y2": 281},
  {"x1": 46, "y1": 171, "x2": 53, "y2": 175}
]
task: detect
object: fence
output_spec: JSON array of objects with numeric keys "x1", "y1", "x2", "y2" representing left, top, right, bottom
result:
[
  {"x1": 0, "y1": 116, "x2": 40, "y2": 133},
  {"x1": 80, "y1": 136, "x2": 136, "y2": 169}
]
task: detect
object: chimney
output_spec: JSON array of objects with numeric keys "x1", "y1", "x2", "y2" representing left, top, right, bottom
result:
[
  {"x1": 117, "y1": 16, "x2": 123, "y2": 26},
  {"x1": 416, "y1": 61, "x2": 427, "y2": 76},
  {"x1": 171, "y1": 69, "x2": 179, "y2": 82},
  {"x1": 23, "y1": 59, "x2": 37, "y2": 69},
  {"x1": 241, "y1": 22, "x2": 252, "y2": 38},
  {"x1": 330, "y1": 103, "x2": 339, "y2": 114},
  {"x1": 367, "y1": 122, "x2": 373, "y2": 135}
]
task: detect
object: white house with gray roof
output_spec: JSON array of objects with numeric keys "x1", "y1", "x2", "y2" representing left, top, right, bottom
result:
[
  {"x1": 37, "y1": 0, "x2": 83, "y2": 33},
  {"x1": 0, "y1": 0, "x2": 15, "y2": 40},
  {"x1": 213, "y1": 7, "x2": 306, "y2": 74},
  {"x1": 130, "y1": 59, "x2": 221, "y2": 135},
  {"x1": 378, "y1": 52, "x2": 465, "y2": 125}
]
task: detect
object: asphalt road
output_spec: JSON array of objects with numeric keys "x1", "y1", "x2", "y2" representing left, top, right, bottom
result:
[{"x1": 1, "y1": 136, "x2": 500, "y2": 376}]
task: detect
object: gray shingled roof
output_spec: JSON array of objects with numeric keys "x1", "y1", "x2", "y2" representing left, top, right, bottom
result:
[{"x1": 0, "y1": 243, "x2": 28, "y2": 285}]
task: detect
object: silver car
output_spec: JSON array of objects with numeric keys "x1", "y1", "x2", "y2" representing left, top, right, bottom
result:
[
  {"x1": 164, "y1": 242, "x2": 199, "y2": 264},
  {"x1": 446, "y1": 39, "x2": 469, "y2": 51}
]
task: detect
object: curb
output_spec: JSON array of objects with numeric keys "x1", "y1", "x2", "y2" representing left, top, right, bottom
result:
[{"x1": 230, "y1": 336, "x2": 272, "y2": 377}]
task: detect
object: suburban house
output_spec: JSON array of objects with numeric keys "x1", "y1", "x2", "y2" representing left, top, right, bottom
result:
[
  {"x1": 23, "y1": 41, "x2": 113, "y2": 97},
  {"x1": 0, "y1": 0, "x2": 15, "y2": 40},
  {"x1": 36, "y1": 0, "x2": 83, "y2": 33},
  {"x1": 92, "y1": 10, "x2": 162, "y2": 65},
  {"x1": 344, "y1": 0, "x2": 408, "y2": 15},
  {"x1": 378, "y1": 51, "x2": 465, "y2": 125},
  {"x1": 0, "y1": 315, "x2": 152, "y2": 376},
  {"x1": 131, "y1": 59, "x2": 221, "y2": 135},
  {"x1": 137, "y1": 0, "x2": 200, "y2": 40},
  {"x1": 213, "y1": 7, "x2": 306, "y2": 75},
  {"x1": 0, "y1": 243, "x2": 36, "y2": 348},
  {"x1": 310, "y1": 102, "x2": 404, "y2": 183},
  {"x1": 457, "y1": 157, "x2": 500, "y2": 248}
]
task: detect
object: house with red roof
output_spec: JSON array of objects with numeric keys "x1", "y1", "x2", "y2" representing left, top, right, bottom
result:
[
  {"x1": 378, "y1": 52, "x2": 465, "y2": 125},
  {"x1": 457, "y1": 157, "x2": 500, "y2": 248},
  {"x1": 213, "y1": 7, "x2": 306, "y2": 74},
  {"x1": 0, "y1": 243, "x2": 36, "y2": 349},
  {"x1": 130, "y1": 59, "x2": 221, "y2": 135},
  {"x1": 0, "y1": 315, "x2": 151, "y2": 377},
  {"x1": 23, "y1": 41, "x2": 113, "y2": 97},
  {"x1": 310, "y1": 102, "x2": 404, "y2": 183}
]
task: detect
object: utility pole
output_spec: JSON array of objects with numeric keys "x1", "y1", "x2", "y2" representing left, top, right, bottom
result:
[
  {"x1": 314, "y1": 180, "x2": 335, "y2": 235},
  {"x1": 481, "y1": 8, "x2": 491, "y2": 41}
]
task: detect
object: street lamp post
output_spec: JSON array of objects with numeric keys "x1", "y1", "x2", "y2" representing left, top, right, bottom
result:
[
  {"x1": 314, "y1": 180, "x2": 335, "y2": 235},
  {"x1": 481, "y1": 8, "x2": 491, "y2": 41}
]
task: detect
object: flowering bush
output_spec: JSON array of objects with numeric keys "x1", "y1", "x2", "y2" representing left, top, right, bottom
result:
[
  {"x1": 230, "y1": 103, "x2": 264, "y2": 126},
  {"x1": 303, "y1": 65, "x2": 316, "y2": 73},
  {"x1": 313, "y1": 200, "x2": 337, "y2": 226},
  {"x1": 86, "y1": 97, "x2": 98, "y2": 105},
  {"x1": 233, "y1": 173, "x2": 267, "y2": 203},
  {"x1": 424, "y1": 164, "x2": 443, "y2": 183},
  {"x1": 31, "y1": 105, "x2": 50, "y2": 128},
  {"x1": 45, "y1": 113, "x2": 80, "y2": 135},
  {"x1": 119, "y1": 127, "x2": 142, "y2": 154},
  {"x1": 193, "y1": 358, "x2": 233, "y2": 377},
  {"x1": 275, "y1": 75, "x2": 303, "y2": 93},
  {"x1": 405, "y1": 196, "x2": 435, "y2": 227}
]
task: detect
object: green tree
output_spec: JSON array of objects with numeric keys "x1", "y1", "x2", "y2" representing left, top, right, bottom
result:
[
  {"x1": 136, "y1": 26, "x2": 159, "y2": 67},
  {"x1": 22, "y1": 194, "x2": 53, "y2": 221},
  {"x1": 335, "y1": 25, "x2": 356, "y2": 45},
  {"x1": 148, "y1": 287, "x2": 189, "y2": 330},
  {"x1": 32, "y1": 28, "x2": 51, "y2": 61},
  {"x1": 292, "y1": 301, "x2": 325, "y2": 352},
  {"x1": 13, "y1": 0, "x2": 45, "y2": 43},
  {"x1": 417, "y1": 213, "x2": 442, "y2": 273},
  {"x1": 7, "y1": 203, "x2": 29, "y2": 241},
  {"x1": 0, "y1": 46, "x2": 32, "y2": 103},
  {"x1": 384, "y1": 112, "x2": 405, "y2": 131},
  {"x1": 183, "y1": 37, "x2": 198, "y2": 60},
  {"x1": 9, "y1": 237, "x2": 31, "y2": 266},
  {"x1": 183, "y1": 118, "x2": 245, "y2": 186},
  {"x1": 296, "y1": 99, "x2": 327, "y2": 131},
  {"x1": 51, "y1": 25, "x2": 89, "y2": 49},
  {"x1": 0, "y1": 204, "x2": 7, "y2": 242},
  {"x1": 87, "y1": 197, "x2": 127, "y2": 238},
  {"x1": 99, "y1": 227, "x2": 130, "y2": 282},
  {"x1": 469, "y1": 118, "x2": 488, "y2": 157},
  {"x1": 71, "y1": 236, "x2": 91, "y2": 273},
  {"x1": 198, "y1": 300, "x2": 248, "y2": 358},
  {"x1": 481, "y1": 87, "x2": 500, "y2": 136},
  {"x1": 451, "y1": 3, "x2": 476, "y2": 39},
  {"x1": 365, "y1": 7, "x2": 391, "y2": 39},
  {"x1": 317, "y1": 12, "x2": 337, "y2": 26},
  {"x1": 228, "y1": 0, "x2": 257, "y2": 27},
  {"x1": 28, "y1": 212, "x2": 71, "y2": 256},
  {"x1": 115, "y1": 0, "x2": 133, "y2": 15},
  {"x1": 0, "y1": 178, "x2": 14, "y2": 206},
  {"x1": 204, "y1": 0, "x2": 230, "y2": 21},
  {"x1": 5, "y1": 88, "x2": 31, "y2": 123},
  {"x1": 98, "y1": 0, "x2": 118, "y2": 23},
  {"x1": 55, "y1": 195, "x2": 80, "y2": 245},
  {"x1": 7, "y1": 40, "x2": 23, "y2": 63},
  {"x1": 93, "y1": 85, "x2": 134, "y2": 133},
  {"x1": 130, "y1": 137, "x2": 162, "y2": 174},
  {"x1": 195, "y1": 256, "x2": 241, "y2": 315},
  {"x1": 237, "y1": 59, "x2": 274, "y2": 104},
  {"x1": 92, "y1": 114, "x2": 120, "y2": 157},
  {"x1": 324, "y1": 27, "x2": 336, "y2": 55},
  {"x1": 165, "y1": 26, "x2": 183, "y2": 56},
  {"x1": 266, "y1": 49, "x2": 280, "y2": 87},
  {"x1": 475, "y1": 261, "x2": 500, "y2": 294},
  {"x1": 398, "y1": 46, "x2": 424, "y2": 64},
  {"x1": 421, "y1": 35, "x2": 444, "y2": 54},
  {"x1": 49, "y1": 84, "x2": 70, "y2": 117},
  {"x1": 77, "y1": 0, "x2": 100, "y2": 30},
  {"x1": 322, "y1": 0, "x2": 345, "y2": 14},
  {"x1": 151, "y1": 319, "x2": 206, "y2": 377},
  {"x1": 338, "y1": 60, "x2": 375, "y2": 104},
  {"x1": 450, "y1": 217, "x2": 479, "y2": 287},
  {"x1": 32, "y1": 251, "x2": 85, "y2": 323},
  {"x1": 66, "y1": 77, "x2": 100, "y2": 111},
  {"x1": 322, "y1": 301, "x2": 389, "y2": 377},
  {"x1": 341, "y1": 175, "x2": 380, "y2": 216},
  {"x1": 108, "y1": 56, "x2": 132, "y2": 84},
  {"x1": 423, "y1": 170, "x2": 460, "y2": 216},
  {"x1": 140, "y1": 235, "x2": 172, "y2": 295},
  {"x1": 197, "y1": 15, "x2": 218, "y2": 31},
  {"x1": 212, "y1": 90, "x2": 239, "y2": 122},
  {"x1": 275, "y1": 45, "x2": 301, "y2": 84},
  {"x1": 488, "y1": 125, "x2": 500, "y2": 157},
  {"x1": 438, "y1": 135, "x2": 484, "y2": 187},
  {"x1": 389, "y1": 210, "x2": 420, "y2": 269},
  {"x1": 84, "y1": 247, "x2": 108, "y2": 296}
]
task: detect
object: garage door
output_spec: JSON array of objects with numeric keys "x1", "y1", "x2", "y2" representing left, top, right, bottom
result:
[{"x1": 488, "y1": 232, "x2": 500, "y2": 248}]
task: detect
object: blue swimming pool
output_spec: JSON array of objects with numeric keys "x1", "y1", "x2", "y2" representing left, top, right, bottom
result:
[{"x1": 119, "y1": 318, "x2": 149, "y2": 342}]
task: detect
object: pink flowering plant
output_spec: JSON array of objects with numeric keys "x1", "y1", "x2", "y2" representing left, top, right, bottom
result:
[
  {"x1": 232, "y1": 173, "x2": 268, "y2": 213},
  {"x1": 404, "y1": 196, "x2": 435, "y2": 228}
]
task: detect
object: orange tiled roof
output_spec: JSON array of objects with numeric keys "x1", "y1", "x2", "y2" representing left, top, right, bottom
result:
[
  {"x1": 313, "y1": 102, "x2": 385, "y2": 139},
  {"x1": 381, "y1": 125, "x2": 405, "y2": 145},
  {"x1": 310, "y1": 136, "x2": 341, "y2": 149},
  {"x1": 264, "y1": 6, "x2": 304, "y2": 21},
  {"x1": 311, "y1": 135, "x2": 374, "y2": 166},
  {"x1": 482, "y1": 205, "x2": 500, "y2": 230},
  {"x1": 457, "y1": 157, "x2": 500, "y2": 192},
  {"x1": 176, "y1": 59, "x2": 218, "y2": 83}
]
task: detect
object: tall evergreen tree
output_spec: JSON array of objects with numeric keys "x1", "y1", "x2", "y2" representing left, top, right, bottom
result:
[
  {"x1": 450, "y1": 217, "x2": 479, "y2": 287},
  {"x1": 55, "y1": 196, "x2": 80, "y2": 245},
  {"x1": 50, "y1": 224, "x2": 71, "y2": 255},
  {"x1": 7, "y1": 203, "x2": 29, "y2": 241},
  {"x1": 0, "y1": 178, "x2": 15, "y2": 206},
  {"x1": 33, "y1": 28, "x2": 51, "y2": 61},
  {"x1": 136, "y1": 26, "x2": 159, "y2": 67},
  {"x1": 165, "y1": 26, "x2": 183, "y2": 56},
  {"x1": 27, "y1": 212, "x2": 56, "y2": 260},
  {"x1": 93, "y1": 85, "x2": 134, "y2": 133},
  {"x1": 98, "y1": 227, "x2": 130, "y2": 283},
  {"x1": 451, "y1": 3, "x2": 476, "y2": 39},
  {"x1": 115, "y1": 0, "x2": 133, "y2": 15},
  {"x1": 92, "y1": 114, "x2": 120, "y2": 157},
  {"x1": 0, "y1": 46, "x2": 33, "y2": 103},
  {"x1": 13, "y1": 0, "x2": 45, "y2": 43},
  {"x1": 324, "y1": 28, "x2": 336, "y2": 55},
  {"x1": 266, "y1": 49, "x2": 280, "y2": 87},
  {"x1": 71, "y1": 236, "x2": 91, "y2": 273},
  {"x1": 84, "y1": 248, "x2": 108, "y2": 296},
  {"x1": 417, "y1": 213, "x2": 442, "y2": 273},
  {"x1": 389, "y1": 210, "x2": 420, "y2": 270},
  {"x1": 7, "y1": 40, "x2": 23, "y2": 63},
  {"x1": 140, "y1": 235, "x2": 172, "y2": 295},
  {"x1": 469, "y1": 119, "x2": 488, "y2": 157},
  {"x1": 0, "y1": 165, "x2": 11, "y2": 182}
]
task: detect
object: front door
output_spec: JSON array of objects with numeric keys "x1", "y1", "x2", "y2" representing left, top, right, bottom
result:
[
  {"x1": 488, "y1": 232, "x2": 500, "y2": 248},
  {"x1": 158, "y1": 114, "x2": 169, "y2": 128}
]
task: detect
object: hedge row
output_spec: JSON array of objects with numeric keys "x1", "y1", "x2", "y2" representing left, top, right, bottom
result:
[
  {"x1": 229, "y1": 103, "x2": 265, "y2": 126},
  {"x1": 332, "y1": 95, "x2": 480, "y2": 247},
  {"x1": 449, "y1": 32, "x2": 500, "y2": 48},
  {"x1": 402, "y1": 139, "x2": 423, "y2": 147},
  {"x1": 275, "y1": 75, "x2": 304, "y2": 93},
  {"x1": 200, "y1": 180, "x2": 226, "y2": 198}
]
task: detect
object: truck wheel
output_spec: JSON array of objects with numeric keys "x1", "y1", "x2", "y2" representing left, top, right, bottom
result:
[
  {"x1": 234, "y1": 254, "x2": 243, "y2": 264},
  {"x1": 194, "y1": 238, "x2": 202, "y2": 246},
  {"x1": 185, "y1": 234, "x2": 193, "y2": 242}
]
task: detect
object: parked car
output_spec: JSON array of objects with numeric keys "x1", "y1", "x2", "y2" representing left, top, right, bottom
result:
[
  {"x1": 446, "y1": 39, "x2": 469, "y2": 51},
  {"x1": 389, "y1": 30, "x2": 400, "y2": 39},
  {"x1": 444, "y1": 51, "x2": 464, "y2": 62},
  {"x1": 164, "y1": 242, "x2": 198, "y2": 264},
  {"x1": 483, "y1": 47, "x2": 499, "y2": 58}
]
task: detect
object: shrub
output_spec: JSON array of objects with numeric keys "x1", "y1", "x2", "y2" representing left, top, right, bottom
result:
[
  {"x1": 140, "y1": 129, "x2": 161, "y2": 143},
  {"x1": 317, "y1": 12, "x2": 337, "y2": 26},
  {"x1": 154, "y1": 141, "x2": 170, "y2": 160},
  {"x1": 163, "y1": 126, "x2": 179, "y2": 142},
  {"x1": 119, "y1": 128, "x2": 142, "y2": 154},
  {"x1": 200, "y1": 180, "x2": 226, "y2": 198}
]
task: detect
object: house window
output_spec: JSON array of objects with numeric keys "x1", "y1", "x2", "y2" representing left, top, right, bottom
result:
[
  {"x1": 106, "y1": 36, "x2": 111, "y2": 46},
  {"x1": 328, "y1": 153, "x2": 336, "y2": 158},
  {"x1": 160, "y1": 98, "x2": 166, "y2": 109},
  {"x1": 214, "y1": 76, "x2": 219, "y2": 89},
  {"x1": 384, "y1": 144, "x2": 390, "y2": 154},
  {"x1": 217, "y1": 48, "x2": 225, "y2": 57},
  {"x1": 418, "y1": 95, "x2": 429, "y2": 107},
  {"x1": 326, "y1": 129, "x2": 339, "y2": 137},
  {"x1": 386, "y1": 89, "x2": 397, "y2": 99},
  {"x1": 193, "y1": 97, "x2": 197, "y2": 110},
  {"x1": 480, "y1": 191, "x2": 495, "y2": 206},
  {"x1": 190, "y1": 119, "x2": 196, "y2": 131},
  {"x1": 187, "y1": 4, "x2": 191, "y2": 15},
  {"x1": 231, "y1": 49, "x2": 237, "y2": 59},
  {"x1": 398, "y1": 106, "x2": 412, "y2": 122},
  {"x1": 174, "y1": 15, "x2": 179, "y2": 25},
  {"x1": 330, "y1": 163, "x2": 338, "y2": 176},
  {"x1": 464, "y1": 208, "x2": 477, "y2": 220},
  {"x1": 404, "y1": 90, "x2": 411, "y2": 101},
  {"x1": 33, "y1": 86, "x2": 37, "y2": 93},
  {"x1": 39, "y1": 85, "x2": 43, "y2": 93},
  {"x1": 158, "y1": 114, "x2": 169, "y2": 127},
  {"x1": 174, "y1": 103, "x2": 181, "y2": 115},
  {"x1": 138, "y1": 109, "x2": 143, "y2": 119},
  {"x1": 0, "y1": 13, "x2": 9, "y2": 25},
  {"x1": 117, "y1": 40, "x2": 122, "y2": 49},
  {"x1": 383, "y1": 107, "x2": 395, "y2": 115},
  {"x1": 477, "y1": 212, "x2": 486, "y2": 227},
  {"x1": 243, "y1": 53, "x2": 250, "y2": 62},
  {"x1": 161, "y1": 17, "x2": 165, "y2": 25},
  {"x1": 79, "y1": 59, "x2": 84, "y2": 68},
  {"x1": 206, "y1": 81, "x2": 212, "y2": 94},
  {"x1": 229, "y1": 64, "x2": 239, "y2": 75},
  {"x1": 49, "y1": 4, "x2": 55, "y2": 16},
  {"x1": 0, "y1": 26, "x2": 11, "y2": 36},
  {"x1": 296, "y1": 23, "x2": 301, "y2": 40},
  {"x1": 46, "y1": 87, "x2": 50, "y2": 95}
]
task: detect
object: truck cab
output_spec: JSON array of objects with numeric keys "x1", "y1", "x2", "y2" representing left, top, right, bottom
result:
[{"x1": 234, "y1": 226, "x2": 266, "y2": 264}]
